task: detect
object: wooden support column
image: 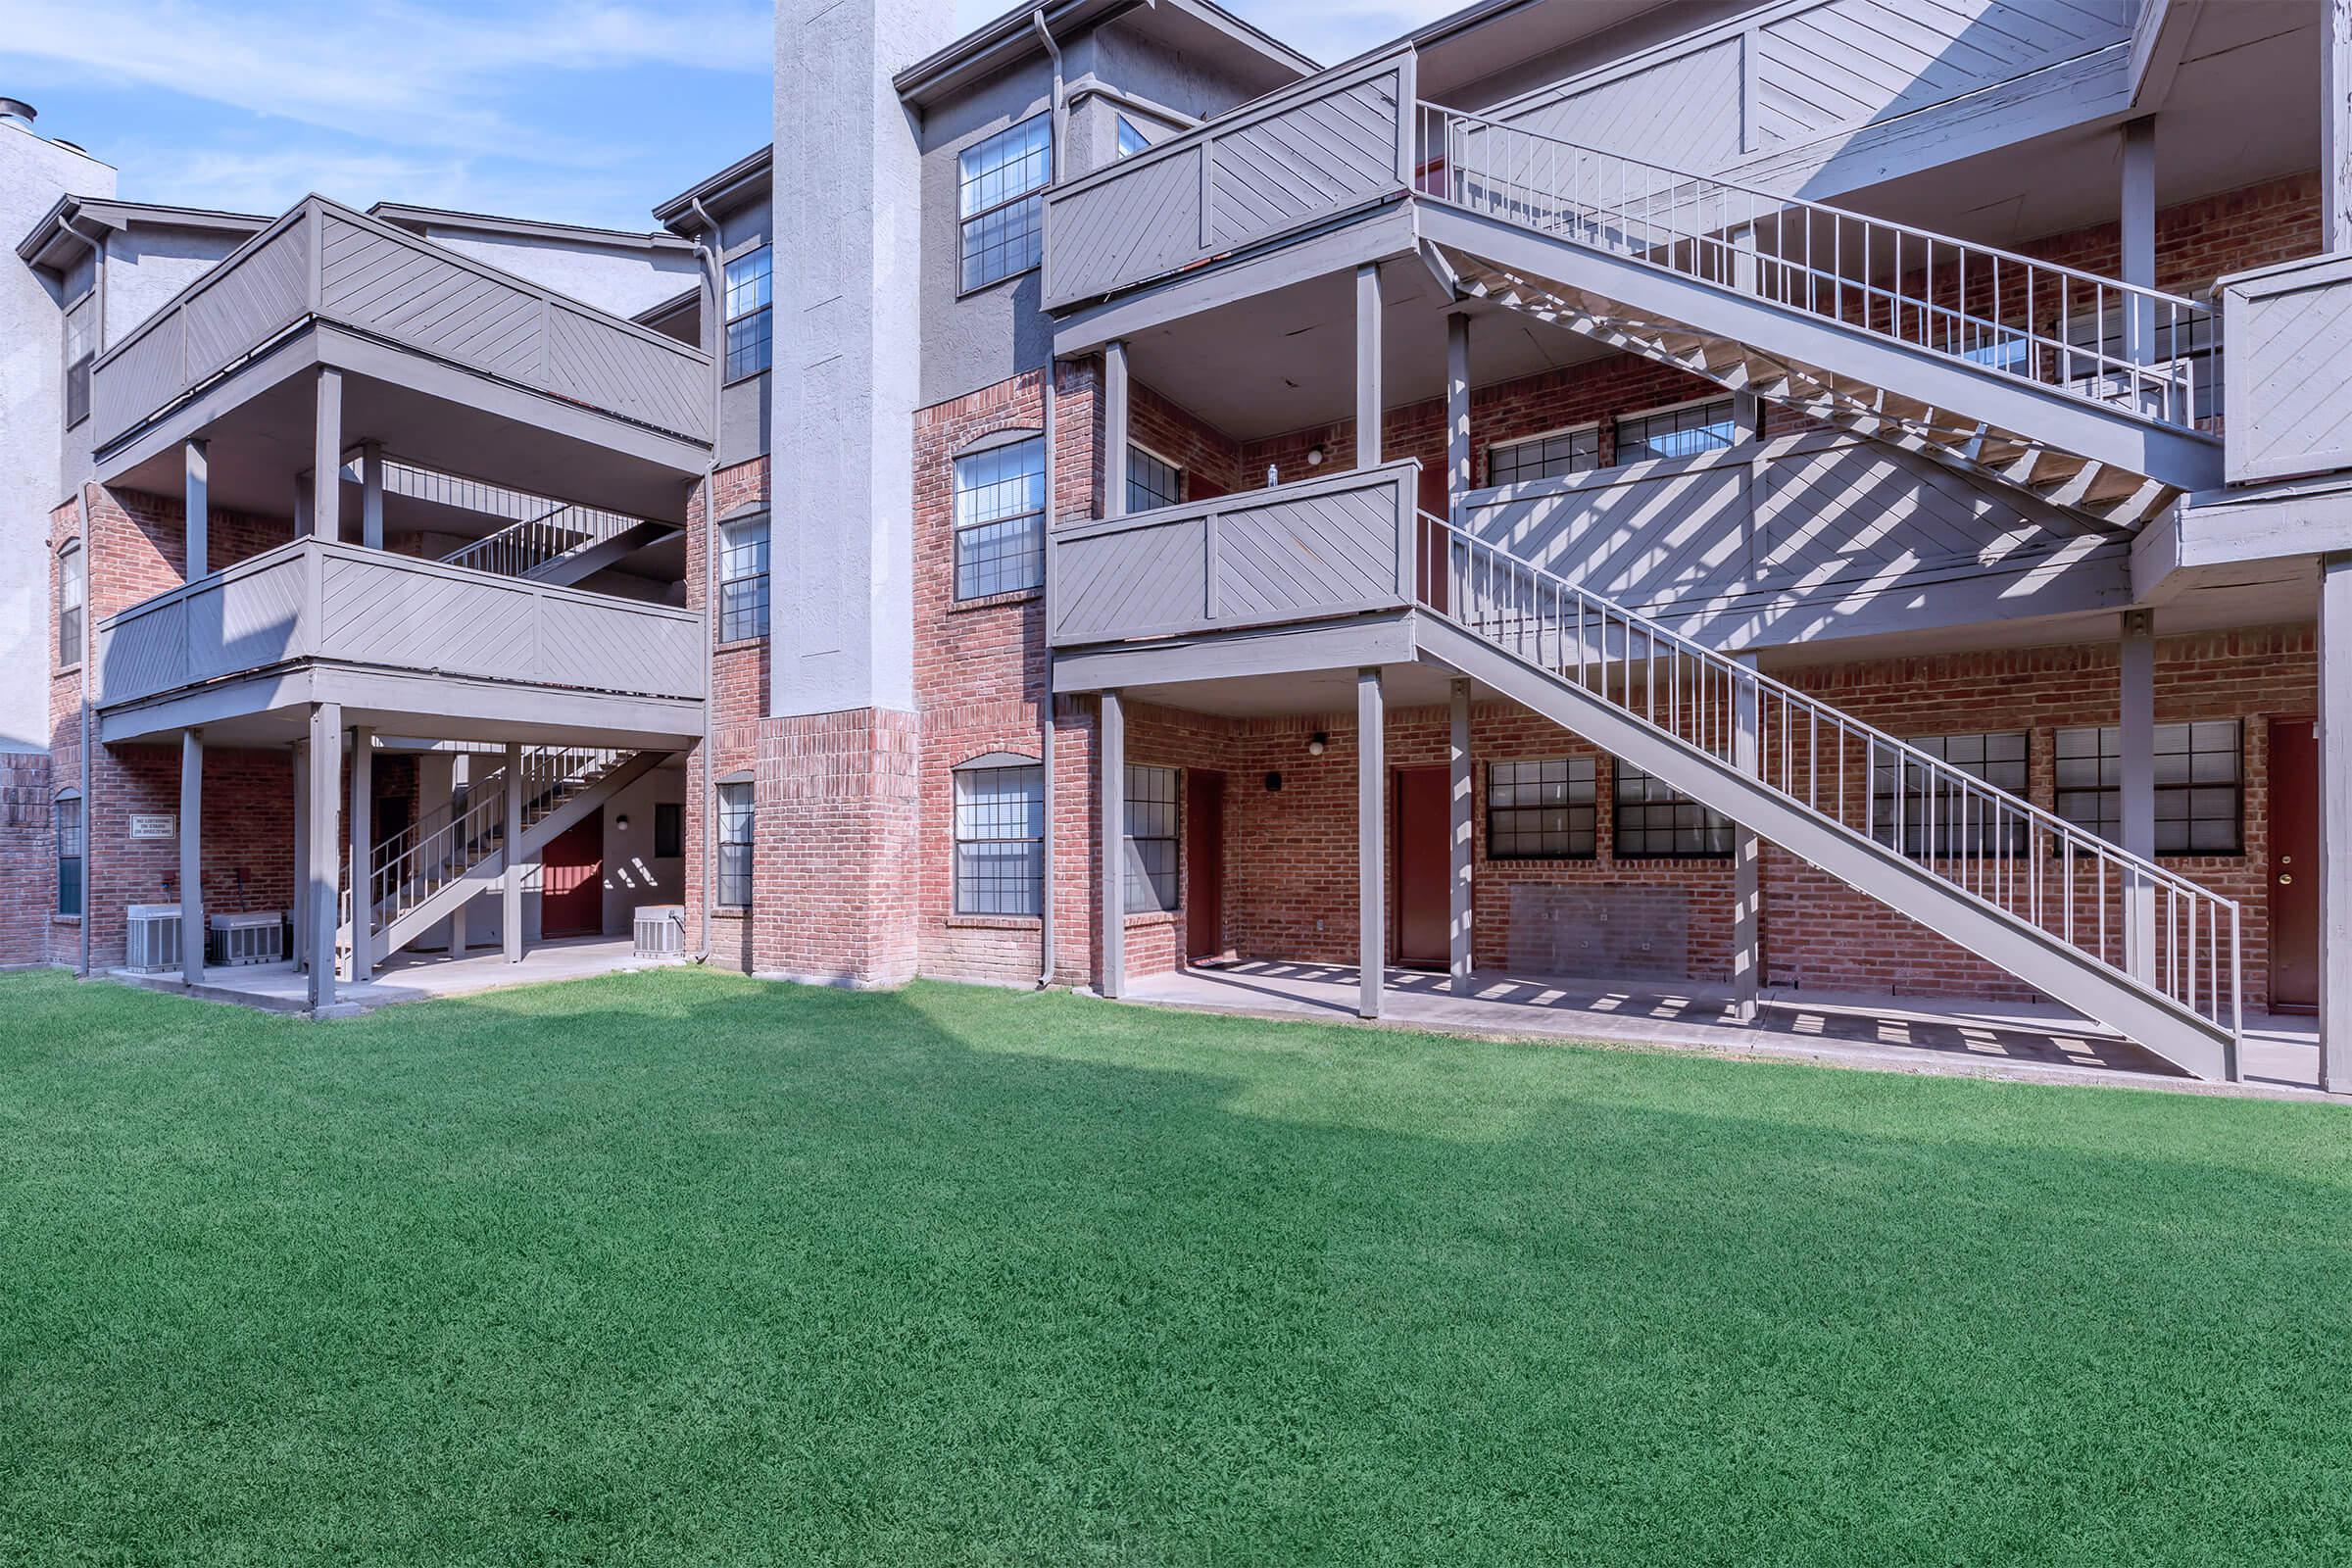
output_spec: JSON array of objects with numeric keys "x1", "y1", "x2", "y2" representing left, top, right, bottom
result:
[
  {"x1": 1103, "y1": 340, "x2": 1129, "y2": 518},
  {"x1": 290, "y1": 741, "x2": 308, "y2": 966},
  {"x1": 2121, "y1": 117, "x2": 2157, "y2": 367},
  {"x1": 1732, "y1": 657, "x2": 1761, "y2": 1023},
  {"x1": 1356, "y1": 264, "x2": 1383, "y2": 469},
  {"x1": 306, "y1": 702, "x2": 341, "y2": 1011},
  {"x1": 449, "y1": 758, "x2": 468, "y2": 957},
  {"x1": 312, "y1": 368, "x2": 343, "y2": 544},
  {"x1": 1446, "y1": 311, "x2": 1471, "y2": 520},
  {"x1": 2327, "y1": 0, "x2": 2352, "y2": 252},
  {"x1": 183, "y1": 439, "x2": 209, "y2": 581},
  {"x1": 1448, "y1": 677, "x2": 1474, "y2": 994},
  {"x1": 359, "y1": 440, "x2": 385, "y2": 551},
  {"x1": 2120, "y1": 609, "x2": 2158, "y2": 984},
  {"x1": 1100, "y1": 689, "x2": 1125, "y2": 999},
  {"x1": 2320, "y1": 554, "x2": 2352, "y2": 1091},
  {"x1": 348, "y1": 726, "x2": 373, "y2": 983},
  {"x1": 1358, "y1": 666, "x2": 1386, "y2": 1019},
  {"x1": 179, "y1": 728, "x2": 205, "y2": 986},
  {"x1": 504, "y1": 741, "x2": 524, "y2": 963}
]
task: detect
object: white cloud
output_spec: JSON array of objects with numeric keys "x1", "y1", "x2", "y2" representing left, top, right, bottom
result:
[{"x1": 103, "y1": 142, "x2": 651, "y2": 225}]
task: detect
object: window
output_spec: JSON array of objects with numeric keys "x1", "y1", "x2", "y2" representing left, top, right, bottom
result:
[
  {"x1": 1488, "y1": 427, "x2": 1598, "y2": 487},
  {"x1": 654, "y1": 802, "x2": 684, "y2": 859},
  {"x1": 1612, "y1": 760, "x2": 1733, "y2": 858},
  {"x1": 1125, "y1": 764, "x2": 1179, "y2": 913},
  {"x1": 56, "y1": 541, "x2": 82, "y2": 667},
  {"x1": 1613, "y1": 397, "x2": 1746, "y2": 464},
  {"x1": 959, "y1": 115, "x2": 1052, "y2": 291},
  {"x1": 1116, "y1": 115, "x2": 1152, "y2": 159},
  {"x1": 1871, "y1": 732, "x2": 2029, "y2": 857},
  {"x1": 955, "y1": 761, "x2": 1044, "y2": 915},
  {"x1": 63, "y1": 293, "x2": 94, "y2": 430},
  {"x1": 718, "y1": 515, "x2": 769, "y2": 641},
  {"x1": 716, "y1": 782, "x2": 754, "y2": 907},
  {"x1": 55, "y1": 793, "x2": 82, "y2": 917},
  {"x1": 1486, "y1": 758, "x2": 1596, "y2": 859},
  {"x1": 1128, "y1": 446, "x2": 1182, "y2": 513},
  {"x1": 2054, "y1": 721, "x2": 2242, "y2": 855},
  {"x1": 953, "y1": 437, "x2": 1045, "y2": 599},
  {"x1": 723, "y1": 246, "x2": 771, "y2": 379}
]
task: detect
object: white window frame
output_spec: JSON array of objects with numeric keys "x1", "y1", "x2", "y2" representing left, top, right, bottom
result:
[
  {"x1": 722, "y1": 245, "x2": 771, "y2": 382},
  {"x1": 1611, "y1": 395, "x2": 1750, "y2": 466},
  {"x1": 1123, "y1": 764, "x2": 1180, "y2": 914},
  {"x1": 954, "y1": 757, "x2": 1045, "y2": 916},
  {"x1": 62, "y1": 290, "x2": 94, "y2": 431},
  {"x1": 953, "y1": 435, "x2": 1046, "y2": 601},
  {"x1": 717, "y1": 514, "x2": 770, "y2": 643},
  {"x1": 715, "y1": 781, "x2": 754, "y2": 908},
  {"x1": 55, "y1": 790, "x2": 82, "y2": 917},
  {"x1": 56, "y1": 539, "x2": 83, "y2": 668},
  {"x1": 957, "y1": 114, "x2": 1053, "y2": 295}
]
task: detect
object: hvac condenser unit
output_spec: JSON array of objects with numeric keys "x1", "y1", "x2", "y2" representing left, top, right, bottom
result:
[
  {"x1": 124, "y1": 905, "x2": 182, "y2": 973},
  {"x1": 209, "y1": 910, "x2": 285, "y2": 967},
  {"x1": 633, "y1": 905, "x2": 686, "y2": 960}
]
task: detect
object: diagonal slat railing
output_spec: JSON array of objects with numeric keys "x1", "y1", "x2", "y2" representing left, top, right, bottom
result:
[
  {"x1": 1415, "y1": 104, "x2": 2219, "y2": 430},
  {"x1": 1415, "y1": 511, "x2": 2240, "y2": 1064}
]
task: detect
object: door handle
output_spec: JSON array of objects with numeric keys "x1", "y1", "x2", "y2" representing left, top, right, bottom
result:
[{"x1": 2278, "y1": 874, "x2": 2293, "y2": 886}]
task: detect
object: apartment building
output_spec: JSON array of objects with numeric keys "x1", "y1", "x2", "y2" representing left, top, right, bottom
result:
[{"x1": 9, "y1": 0, "x2": 2351, "y2": 1091}]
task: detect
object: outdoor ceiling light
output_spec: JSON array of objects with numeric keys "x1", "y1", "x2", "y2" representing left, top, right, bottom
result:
[{"x1": 1307, "y1": 731, "x2": 1328, "y2": 756}]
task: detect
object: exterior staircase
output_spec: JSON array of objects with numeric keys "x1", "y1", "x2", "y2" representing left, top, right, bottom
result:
[
  {"x1": 1411, "y1": 512, "x2": 2241, "y2": 1080},
  {"x1": 439, "y1": 502, "x2": 677, "y2": 587},
  {"x1": 1414, "y1": 105, "x2": 2225, "y2": 528},
  {"x1": 336, "y1": 746, "x2": 665, "y2": 973}
]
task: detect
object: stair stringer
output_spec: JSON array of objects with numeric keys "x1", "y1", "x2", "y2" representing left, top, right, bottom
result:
[
  {"x1": 1412, "y1": 613, "x2": 2233, "y2": 1080},
  {"x1": 523, "y1": 521, "x2": 680, "y2": 588}
]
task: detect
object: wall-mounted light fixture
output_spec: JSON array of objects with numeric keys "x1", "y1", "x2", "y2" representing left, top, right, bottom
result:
[
  {"x1": 1306, "y1": 731, "x2": 1328, "y2": 757},
  {"x1": 614, "y1": 814, "x2": 630, "y2": 832},
  {"x1": 1306, "y1": 444, "x2": 1325, "y2": 466}
]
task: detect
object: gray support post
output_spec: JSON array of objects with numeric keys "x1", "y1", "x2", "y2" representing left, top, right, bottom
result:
[
  {"x1": 1103, "y1": 340, "x2": 1129, "y2": 517},
  {"x1": 183, "y1": 439, "x2": 209, "y2": 581},
  {"x1": 293, "y1": 471, "x2": 314, "y2": 538},
  {"x1": 1101, "y1": 689, "x2": 1126, "y2": 999},
  {"x1": 1446, "y1": 311, "x2": 1471, "y2": 521},
  {"x1": 349, "y1": 726, "x2": 373, "y2": 983},
  {"x1": 290, "y1": 741, "x2": 308, "y2": 966},
  {"x1": 179, "y1": 728, "x2": 205, "y2": 986},
  {"x1": 2321, "y1": 554, "x2": 2352, "y2": 1090},
  {"x1": 1355, "y1": 264, "x2": 1383, "y2": 469},
  {"x1": 313, "y1": 368, "x2": 343, "y2": 544},
  {"x1": 359, "y1": 440, "x2": 385, "y2": 551},
  {"x1": 2120, "y1": 609, "x2": 2157, "y2": 983},
  {"x1": 504, "y1": 741, "x2": 523, "y2": 963},
  {"x1": 1358, "y1": 665, "x2": 1386, "y2": 1019},
  {"x1": 1448, "y1": 677, "x2": 1474, "y2": 994},
  {"x1": 306, "y1": 702, "x2": 341, "y2": 1011},
  {"x1": 2328, "y1": 0, "x2": 2352, "y2": 252},
  {"x1": 2121, "y1": 117, "x2": 2157, "y2": 368},
  {"x1": 1732, "y1": 657, "x2": 1761, "y2": 1022}
]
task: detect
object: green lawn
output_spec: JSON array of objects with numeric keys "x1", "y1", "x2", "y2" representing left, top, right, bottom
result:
[{"x1": 2, "y1": 968, "x2": 2349, "y2": 1566}]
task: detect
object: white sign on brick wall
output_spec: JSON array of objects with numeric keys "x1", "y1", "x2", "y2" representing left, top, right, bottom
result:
[{"x1": 128, "y1": 813, "x2": 175, "y2": 839}]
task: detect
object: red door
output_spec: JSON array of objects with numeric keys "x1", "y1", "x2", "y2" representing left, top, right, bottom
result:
[
  {"x1": 1394, "y1": 765, "x2": 1450, "y2": 969},
  {"x1": 540, "y1": 809, "x2": 604, "y2": 939},
  {"x1": 1186, "y1": 770, "x2": 1225, "y2": 961},
  {"x1": 2269, "y1": 717, "x2": 2319, "y2": 1012}
]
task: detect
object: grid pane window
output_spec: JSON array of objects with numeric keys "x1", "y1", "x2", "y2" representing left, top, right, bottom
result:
[
  {"x1": 1124, "y1": 764, "x2": 1179, "y2": 913},
  {"x1": 723, "y1": 247, "x2": 771, "y2": 379},
  {"x1": 1486, "y1": 758, "x2": 1595, "y2": 859},
  {"x1": 955, "y1": 764, "x2": 1044, "y2": 915},
  {"x1": 1612, "y1": 760, "x2": 1734, "y2": 858},
  {"x1": 718, "y1": 516, "x2": 769, "y2": 641},
  {"x1": 1116, "y1": 115, "x2": 1152, "y2": 159},
  {"x1": 958, "y1": 116, "x2": 1052, "y2": 291},
  {"x1": 2054, "y1": 721, "x2": 2242, "y2": 855},
  {"x1": 716, "y1": 783, "x2": 754, "y2": 907},
  {"x1": 1870, "y1": 732, "x2": 2029, "y2": 856},
  {"x1": 55, "y1": 795, "x2": 82, "y2": 917},
  {"x1": 1128, "y1": 447, "x2": 1182, "y2": 513},
  {"x1": 63, "y1": 294, "x2": 93, "y2": 429},
  {"x1": 1488, "y1": 427, "x2": 1598, "y2": 486},
  {"x1": 954, "y1": 438, "x2": 1045, "y2": 599},
  {"x1": 1613, "y1": 398, "x2": 1745, "y2": 464},
  {"x1": 56, "y1": 542, "x2": 82, "y2": 667}
]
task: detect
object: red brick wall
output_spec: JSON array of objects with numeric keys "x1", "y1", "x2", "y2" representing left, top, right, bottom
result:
[
  {"x1": 0, "y1": 752, "x2": 55, "y2": 966},
  {"x1": 755, "y1": 707, "x2": 921, "y2": 986},
  {"x1": 681, "y1": 456, "x2": 768, "y2": 971}
]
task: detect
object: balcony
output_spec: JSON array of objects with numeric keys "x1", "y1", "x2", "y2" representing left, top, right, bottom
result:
[
  {"x1": 87, "y1": 197, "x2": 711, "y2": 524},
  {"x1": 94, "y1": 540, "x2": 705, "y2": 748}
]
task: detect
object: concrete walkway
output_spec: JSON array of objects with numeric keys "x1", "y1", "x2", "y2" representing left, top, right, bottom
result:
[
  {"x1": 1124, "y1": 961, "x2": 2333, "y2": 1100},
  {"x1": 112, "y1": 936, "x2": 665, "y2": 1016}
]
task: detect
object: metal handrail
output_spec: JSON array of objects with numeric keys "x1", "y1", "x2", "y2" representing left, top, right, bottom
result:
[
  {"x1": 1415, "y1": 103, "x2": 2219, "y2": 431},
  {"x1": 1414, "y1": 511, "x2": 2240, "y2": 1051}
]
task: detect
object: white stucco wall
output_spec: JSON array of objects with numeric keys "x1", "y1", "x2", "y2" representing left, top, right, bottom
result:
[{"x1": 421, "y1": 226, "x2": 701, "y2": 320}]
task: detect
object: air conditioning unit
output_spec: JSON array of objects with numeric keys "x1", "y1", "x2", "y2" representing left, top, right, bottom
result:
[
  {"x1": 209, "y1": 910, "x2": 285, "y2": 967},
  {"x1": 124, "y1": 904, "x2": 182, "y2": 973},
  {"x1": 633, "y1": 905, "x2": 686, "y2": 960}
]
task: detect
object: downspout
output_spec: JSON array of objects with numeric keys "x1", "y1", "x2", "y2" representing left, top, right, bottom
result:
[
  {"x1": 1033, "y1": 8, "x2": 1065, "y2": 990},
  {"x1": 1032, "y1": 9, "x2": 1065, "y2": 171},
  {"x1": 687, "y1": 197, "x2": 724, "y2": 964}
]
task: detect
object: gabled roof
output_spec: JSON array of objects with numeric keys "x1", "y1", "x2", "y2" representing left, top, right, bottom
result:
[
  {"x1": 18, "y1": 194, "x2": 270, "y2": 271},
  {"x1": 650, "y1": 145, "x2": 771, "y2": 235},
  {"x1": 893, "y1": 0, "x2": 1315, "y2": 110},
  {"x1": 368, "y1": 202, "x2": 695, "y2": 254}
]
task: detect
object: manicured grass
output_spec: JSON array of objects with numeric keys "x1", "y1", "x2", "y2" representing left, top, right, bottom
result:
[{"x1": 1, "y1": 968, "x2": 2348, "y2": 1565}]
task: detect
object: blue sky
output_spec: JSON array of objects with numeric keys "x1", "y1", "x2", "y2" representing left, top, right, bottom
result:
[{"x1": 0, "y1": 0, "x2": 1453, "y2": 232}]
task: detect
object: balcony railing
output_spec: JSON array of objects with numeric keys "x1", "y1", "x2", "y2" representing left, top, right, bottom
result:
[
  {"x1": 1040, "y1": 46, "x2": 1417, "y2": 310},
  {"x1": 94, "y1": 539, "x2": 706, "y2": 710},
  {"x1": 1049, "y1": 461, "x2": 1422, "y2": 647},
  {"x1": 89, "y1": 197, "x2": 712, "y2": 451}
]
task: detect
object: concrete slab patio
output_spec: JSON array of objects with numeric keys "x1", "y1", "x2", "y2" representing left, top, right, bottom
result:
[
  {"x1": 111, "y1": 936, "x2": 666, "y2": 1015},
  {"x1": 1124, "y1": 961, "x2": 2331, "y2": 1100}
]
